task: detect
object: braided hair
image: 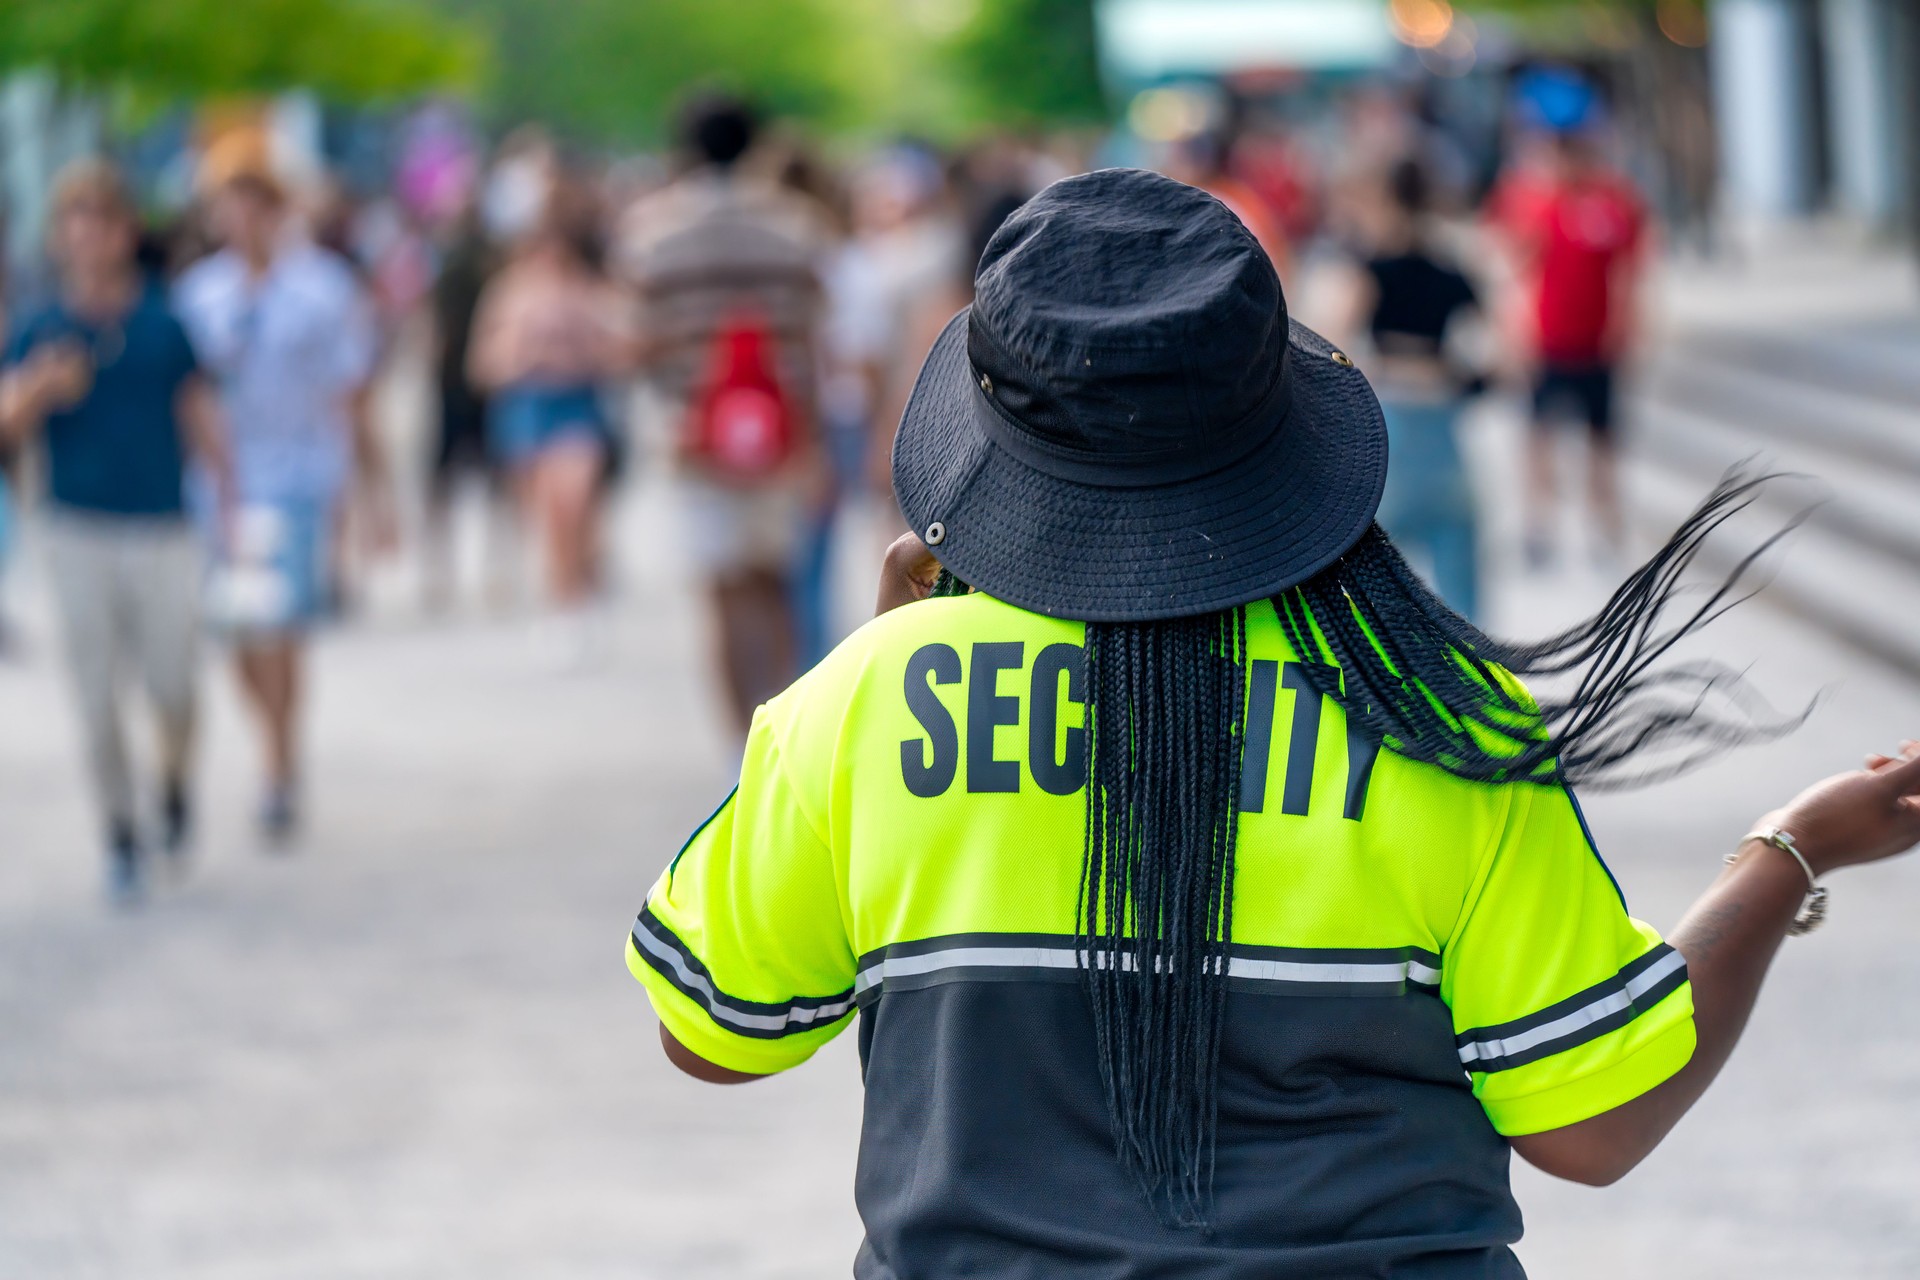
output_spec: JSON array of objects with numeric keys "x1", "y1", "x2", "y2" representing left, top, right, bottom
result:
[
  {"x1": 1278, "y1": 469, "x2": 1806, "y2": 789},
  {"x1": 927, "y1": 468, "x2": 1800, "y2": 1226},
  {"x1": 1077, "y1": 608, "x2": 1248, "y2": 1227}
]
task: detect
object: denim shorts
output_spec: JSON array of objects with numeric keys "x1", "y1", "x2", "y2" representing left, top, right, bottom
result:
[{"x1": 488, "y1": 384, "x2": 608, "y2": 466}]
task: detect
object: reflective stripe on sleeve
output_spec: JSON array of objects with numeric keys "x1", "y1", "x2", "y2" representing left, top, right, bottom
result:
[
  {"x1": 630, "y1": 906, "x2": 856, "y2": 1039},
  {"x1": 1455, "y1": 944, "x2": 1688, "y2": 1073}
]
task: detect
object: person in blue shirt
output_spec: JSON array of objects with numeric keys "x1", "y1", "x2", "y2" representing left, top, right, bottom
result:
[{"x1": 0, "y1": 159, "x2": 232, "y2": 903}]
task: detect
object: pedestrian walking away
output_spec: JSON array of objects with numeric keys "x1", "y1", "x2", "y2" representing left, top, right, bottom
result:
[
  {"x1": 467, "y1": 195, "x2": 630, "y2": 650},
  {"x1": 1505, "y1": 123, "x2": 1647, "y2": 566},
  {"x1": 0, "y1": 424, "x2": 18, "y2": 655},
  {"x1": 175, "y1": 158, "x2": 380, "y2": 844},
  {"x1": 422, "y1": 201, "x2": 509, "y2": 613},
  {"x1": 1333, "y1": 155, "x2": 1486, "y2": 619},
  {"x1": 621, "y1": 93, "x2": 828, "y2": 737},
  {"x1": 624, "y1": 169, "x2": 1920, "y2": 1277},
  {"x1": 0, "y1": 159, "x2": 234, "y2": 902}
]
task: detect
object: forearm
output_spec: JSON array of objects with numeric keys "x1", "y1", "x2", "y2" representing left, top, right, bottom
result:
[
  {"x1": 347, "y1": 386, "x2": 387, "y2": 483},
  {"x1": 0, "y1": 373, "x2": 44, "y2": 444},
  {"x1": 1604, "y1": 257, "x2": 1643, "y2": 361},
  {"x1": 180, "y1": 381, "x2": 235, "y2": 506},
  {"x1": 1611, "y1": 845, "x2": 1804, "y2": 1139},
  {"x1": 465, "y1": 300, "x2": 514, "y2": 391}
]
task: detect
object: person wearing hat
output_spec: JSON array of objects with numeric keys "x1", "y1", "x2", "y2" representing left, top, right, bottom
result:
[
  {"x1": 625, "y1": 169, "x2": 1920, "y2": 1276},
  {"x1": 176, "y1": 162, "x2": 381, "y2": 840}
]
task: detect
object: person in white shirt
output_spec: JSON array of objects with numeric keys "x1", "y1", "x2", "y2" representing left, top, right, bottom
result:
[{"x1": 175, "y1": 166, "x2": 380, "y2": 842}]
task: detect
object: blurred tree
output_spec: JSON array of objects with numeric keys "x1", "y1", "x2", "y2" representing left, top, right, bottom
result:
[
  {"x1": 944, "y1": 0, "x2": 1108, "y2": 128},
  {"x1": 436, "y1": 0, "x2": 1109, "y2": 143},
  {"x1": 0, "y1": 0, "x2": 482, "y2": 101},
  {"x1": 0, "y1": 0, "x2": 1114, "y2": 143},
  {"x1": 439, "y1": 0, "x2": 865, "y2": 143}
]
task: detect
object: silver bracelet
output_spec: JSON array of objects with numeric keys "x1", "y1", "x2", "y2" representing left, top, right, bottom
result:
[{"x1": 1726, "y1": 827, "x2": 1828, "y2": 936}]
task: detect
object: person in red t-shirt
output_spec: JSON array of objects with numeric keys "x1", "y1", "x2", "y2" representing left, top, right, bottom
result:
[{"x1": 1507, "y1": 132, "x2": 1646, "y2": 564}]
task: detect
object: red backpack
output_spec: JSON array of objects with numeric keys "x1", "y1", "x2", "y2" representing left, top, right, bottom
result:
[{"x1": 683, "y1": 312, "x2": 799, "y2": 482}]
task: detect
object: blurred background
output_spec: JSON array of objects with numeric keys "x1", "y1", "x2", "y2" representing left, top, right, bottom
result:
[{"x1": 0, "y1": 1, "x2": 1916, "y2": 1276}]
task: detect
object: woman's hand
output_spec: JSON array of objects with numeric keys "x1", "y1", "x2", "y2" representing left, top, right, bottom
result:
[
  {"x1": 1755, "y1": 740, "x2": 1920, "y2": 877},
  {"x1": 0, "y1": 343, "x2": 92, "y2": 443},
  {"x1": 875, "y1": 532, "x2": 940, "y2": 616},
  {"x1": 30, "y1": 341, "x2": 93, "y2": 412}
]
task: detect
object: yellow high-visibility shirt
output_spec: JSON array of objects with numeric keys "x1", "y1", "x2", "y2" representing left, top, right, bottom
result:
[{"x1": 627, "y1": 591, "x2": 1693, "y2": 1277}]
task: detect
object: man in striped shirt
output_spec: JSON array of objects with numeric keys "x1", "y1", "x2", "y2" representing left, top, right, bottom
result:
[{"x1": 619, "y1": 94, "x2": 828, "y2": 735}]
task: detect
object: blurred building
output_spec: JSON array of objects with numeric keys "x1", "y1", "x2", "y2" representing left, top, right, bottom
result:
[
  {"x1": 1709, "y1": 0, "x2": 1909, "y2": 230},
  {"x1": 1097, "y1": 0, "x2": 1400, "y2": 78},
  {"x1": 1095, "y1": 0, "x2": 1920, "y2": 246}
]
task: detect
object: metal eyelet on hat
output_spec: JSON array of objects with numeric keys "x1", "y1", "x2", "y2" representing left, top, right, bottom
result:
[
  {"x1": 979, "y1": 373, "x2": 993, "y2": 394},
  {"x1": 925, "y1": 521, "x2": 947, "y2": 546},
  {"x1": 1330, "y1": 350, "x2": 1355, "y2": 368}
]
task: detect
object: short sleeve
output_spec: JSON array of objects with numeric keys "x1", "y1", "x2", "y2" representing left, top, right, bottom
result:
[
  {"x1": 329, "y1": 277, "x2": 379, "y2": 389},
  {"x1": 3, "y1": 318, "x2": 34, "y2": 368},
  {"x1": 1442, "y1": 783, "x2": 1695, "y2": 1137},
  {"x1": 625, "y1": 704, "x2": 857, "y2": 1075},
  {"x1": 162, "y1": 311, "x2": 201, "y2": 387},
  {"x1": 171, "y1": 269, "x2": 234, "y2": 372},
  {"x1": 4, "y1": 309, "x2": 65, "y2": 368}
]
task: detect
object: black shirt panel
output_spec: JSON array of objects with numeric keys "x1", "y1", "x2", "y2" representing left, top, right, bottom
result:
[{"x1": 853, "y1": 980, "x2": 1524, "y2": 1280}]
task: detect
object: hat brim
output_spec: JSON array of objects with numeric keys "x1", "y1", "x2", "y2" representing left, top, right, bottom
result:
[{"x1": 892, "y1": 309, "x2": 1389, "y2": 623}]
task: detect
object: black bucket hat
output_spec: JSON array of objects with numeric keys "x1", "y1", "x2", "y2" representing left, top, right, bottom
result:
[{"x1": 892, "y1": 167, "x2": 1388, "y2": 622}]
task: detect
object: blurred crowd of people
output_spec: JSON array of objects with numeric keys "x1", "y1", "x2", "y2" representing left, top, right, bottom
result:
[
  {"x1": 0, "y1": 66, "x2": 1651, "y2": 905},
  {"x1": 1319, "y1": 90, "x2": 1647, "y2": 616},
  {"x1": 0, "y1": 149, "x2": 382, "y2": 900}
]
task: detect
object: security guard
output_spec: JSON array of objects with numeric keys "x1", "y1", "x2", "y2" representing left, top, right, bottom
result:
[{"x1": 626, "y1": 170, "x2": 1920, "y2": 1277}]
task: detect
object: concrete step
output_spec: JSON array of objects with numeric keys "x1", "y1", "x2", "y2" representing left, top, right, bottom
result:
[
  {"x1": 1628, "y1": 321, "x2": 1920, "y2": 675},
  {"x1": 1646, "y1": 351, "x2": 1920, "y2": 479},
  {"x1": 1672, "y1": 322, "x2": 1920, "y2": 409},
  {"x1": 1631, "y1": 397, "x2": 1920, "y2": 566},
  {"x1": 1625, "y1": 452, "x2": 1920, "y2": 680}
]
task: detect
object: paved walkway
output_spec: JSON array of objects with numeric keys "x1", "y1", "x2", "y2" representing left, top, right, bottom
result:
[{"x1": 1, "y1": 322, "x2": 1918, "y2": 1277}]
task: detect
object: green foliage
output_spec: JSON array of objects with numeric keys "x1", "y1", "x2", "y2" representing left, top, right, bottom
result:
[
  {"x1": 943, "y1": 0, "x2": 1107, "y2": 128},
  {"x1": 0, "y1": 0, "x2": 1112, "y2": 141},
  {"x1": 440, "y1": 0, "x2": 1107, "y2": 144},
  {"x1": 0, "y1": 0, "x2": 483, "y2": 102},
  {"x1": 441, "y1": 0, "x2": 871, "y2": 144}
]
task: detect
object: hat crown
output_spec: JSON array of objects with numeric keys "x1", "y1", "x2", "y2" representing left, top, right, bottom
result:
[{"x1": 967, "y1": 169, "x2": 1287, "y2": 471}]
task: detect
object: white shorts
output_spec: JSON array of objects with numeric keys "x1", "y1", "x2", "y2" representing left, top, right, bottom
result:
[{"x1": 678, "y1": 477, "x2": 805, "y2": 577}]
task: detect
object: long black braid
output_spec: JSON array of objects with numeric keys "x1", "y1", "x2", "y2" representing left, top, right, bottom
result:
[
  {"x1": 1077, "y1": 609, "x2": 1247, "y2": 1228},
  {"x1": 924, "y1": 468, "x2": 1801, "y2": 1227},
  {"x1": 1277, "y1": 469, "x2": 1807, "y2": 788}
]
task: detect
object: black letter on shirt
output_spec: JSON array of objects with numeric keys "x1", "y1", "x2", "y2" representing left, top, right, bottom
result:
[
  {"x1": 1280, "y1": 662, "x2": 1338, "y2": 815},
  {"x1": 1344, "y1": 731, "x2": 1382, "y2": 822},
  {"x1": 1029, "y1": 643, "x2": 1086, "y2": 795},
  {"x1": 1239, "y1": 659, "x2": 1279, "y2": 812},
  {"x1": 968, "y1": 641, "x2": 1024, "y2": 793},
  {"x1": 901, "y1": 643, "x2": 962, "y2": 797}
]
